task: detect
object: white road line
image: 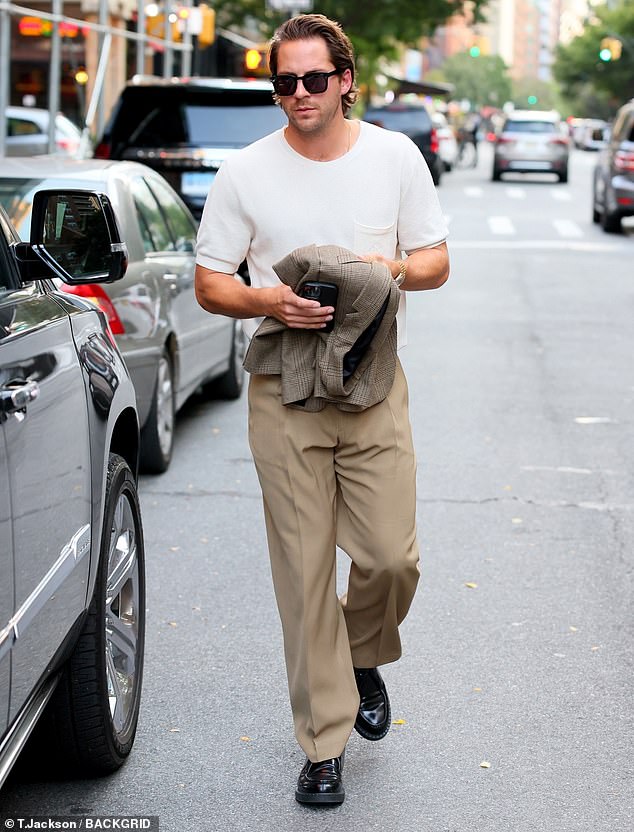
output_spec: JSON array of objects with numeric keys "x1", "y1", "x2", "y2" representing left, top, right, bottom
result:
[
  {"x1": 464, "y1": 186, "x2": 484, "y2": 197},
  {"x1": 488, "y1": 216, "x2": 516, "y2": 235},
  {"x1": 550, "y1": 189, "x2": 572, "y2": 201},
  {"x1": 553, "y1": 219, "x2": 584, "y2": 238},
  {"x1": 506, "y1": 187, "x2": 526, "y2": 199},
  {"x1": 449, "y1": 240, "x2": 630, "y2": 252}
]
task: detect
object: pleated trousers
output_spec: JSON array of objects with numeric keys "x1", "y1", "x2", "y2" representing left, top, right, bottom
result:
[{"x1": 248, "y1": 360, "x2": 420, "y2": 762}]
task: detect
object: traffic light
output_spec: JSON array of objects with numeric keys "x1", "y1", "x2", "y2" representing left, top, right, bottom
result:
[
  {"x1": 198, "y1": 4, "x2": 215, "y2": 48},
  {"x1": 243, "y1": 45, "x2": 269, "y2": 76},
  {"x1": 599, "y1": 37, "x2": 622, "y2": 62},
  {"x1": 469, "y1": 45, "x2": 480, "y2": 58}
]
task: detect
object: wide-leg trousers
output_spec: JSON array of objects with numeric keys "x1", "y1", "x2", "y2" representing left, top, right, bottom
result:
[{"x1": 248, "y1": 361, "x2": 420, "y2": 762}]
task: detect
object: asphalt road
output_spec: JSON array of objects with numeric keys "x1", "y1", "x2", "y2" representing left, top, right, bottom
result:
[{"x1": 2, "y1": 144, "x2": 632, "y2": 831}]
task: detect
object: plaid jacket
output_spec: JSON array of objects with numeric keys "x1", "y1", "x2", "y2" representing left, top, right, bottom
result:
[{"x1": 243, "y1": 244, "x2": 402, "y2": 412}]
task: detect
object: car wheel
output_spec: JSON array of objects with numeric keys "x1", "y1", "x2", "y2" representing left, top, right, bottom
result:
[
  {"x1": 207, "y1": 319, "x2": 245, "y2": 400},
  {"x1": 140, "y1": 347, "x2": 175, "y2": 474},
  {"x1": 492, "y1": 166, "x2": 501, "y2": 182},
  {"x1": 26, "y1": 454, "x2": 145, "y2": 776},
  {"x1": 559, "y1": 167, "x2": 568, "y2": 183},
  {"x1": 601, "y1": 206, "x2": 622, "y2": 233}
]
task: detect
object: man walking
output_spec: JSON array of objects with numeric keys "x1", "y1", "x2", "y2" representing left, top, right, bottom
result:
[{"x1": 195, "y1": 13, "x2": 449, "y2": 805}]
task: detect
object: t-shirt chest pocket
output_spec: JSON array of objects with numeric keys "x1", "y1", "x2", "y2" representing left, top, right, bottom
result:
[{"x1": 353, "y1": 220, "x2": 397, "y2": 258}]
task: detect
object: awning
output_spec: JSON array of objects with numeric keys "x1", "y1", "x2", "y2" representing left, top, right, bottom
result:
[{"x1": 387, "y1": 76, "x2": 454, "y2": 97}]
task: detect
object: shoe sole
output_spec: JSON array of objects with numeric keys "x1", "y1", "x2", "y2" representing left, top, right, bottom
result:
[
  {"x1": 354, "y1": 700, "x2": 392, "y2": 741},
  {"x1": 295, "y1": 789, "x2": 345, "y2": 805}
]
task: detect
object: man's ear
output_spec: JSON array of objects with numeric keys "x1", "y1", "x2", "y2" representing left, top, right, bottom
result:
[{"x1": 340, "y1": 68, "x2": 353, "y2": 96}]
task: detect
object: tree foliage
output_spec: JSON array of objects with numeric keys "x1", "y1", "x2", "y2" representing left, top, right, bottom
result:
[
  {"x1": 430, "y1": 52, "x2": 511, "y2": 109},
  {"x1": 553, "y1": 0, "x2": 634, "y2": 111},
  {"x1": 213, "y1": 1, "x2": 489, "y2": 62}
]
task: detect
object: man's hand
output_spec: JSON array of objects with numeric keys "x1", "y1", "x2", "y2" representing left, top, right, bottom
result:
[{"x1": 269, "y1": 284, "x2": 334, "y2": 329}]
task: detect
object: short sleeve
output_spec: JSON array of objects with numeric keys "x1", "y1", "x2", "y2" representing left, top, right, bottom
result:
[
  {"x1": 195, "y1": 162, "x2": 253, "y2": 274},
  {"x1": 397, "y1": 138, "x2": 448, "y2": 253}
]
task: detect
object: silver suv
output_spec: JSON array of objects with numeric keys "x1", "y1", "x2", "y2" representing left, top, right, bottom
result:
[
  {"x1": 592, "y1": 99, "x2": 634, "y2": 233},
  {"x1": 492, "y1": 109, "x2": 570, "y2": 182}
]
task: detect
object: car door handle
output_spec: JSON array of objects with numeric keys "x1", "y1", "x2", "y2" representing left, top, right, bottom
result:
[{"x1": 0, "y1": 380, "x2": 40, "y2": 416}]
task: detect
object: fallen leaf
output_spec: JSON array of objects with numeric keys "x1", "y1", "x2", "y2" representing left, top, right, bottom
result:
[
  {"x1": 569, "y1": 626, "x2": 578, "y2": 632},
  {"x1": 240, "y1": 736, "x2": 251, "y2": 742},
  {"x1": 480, "y1": 761, "x2": 491, "y2": 769},
  {"x1": 473, "y1": 687, "x2": 482, "y2": 693},
  {"x1": 464, "y1": 582, "x2": 478, "y2": 589},
  {"x1": 392, "y1": 719, "x2": 406, "y2": 725},
  {"x1": 167, "y1": 621, "x2": 178, "y2": 627},
  {"x1": 591, "y1": 646, "x2": 600, "y2": 651}
]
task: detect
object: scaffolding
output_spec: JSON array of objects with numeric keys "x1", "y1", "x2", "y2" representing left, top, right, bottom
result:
[{"x1": 0, "y1": 0, "x2": 194, "y2": 156}]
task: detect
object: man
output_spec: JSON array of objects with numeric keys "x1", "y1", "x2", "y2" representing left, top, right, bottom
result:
[{"x1": 195, "y1": 13, "x2": 449, "y2": 805}]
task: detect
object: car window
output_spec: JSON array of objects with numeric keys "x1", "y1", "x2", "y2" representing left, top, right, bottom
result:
[
  {"x1": 146, "y1": 176, "x2": 196, "y2": 253},
  {"x1": 504, "y1": 121, "x2": 557, "y2": 134},
  {"x1": 0, "y1": 177, "x2": 103, "y2": 238},
  {"x1": 364, "y1": 108, "x2": 432, "y2": 133},
  {"x1": 7, "y1": 117, "x2": 41, "y2": 137},
  {"x1": 129, "y1": 177, "x2": 173, "y2": 253}
]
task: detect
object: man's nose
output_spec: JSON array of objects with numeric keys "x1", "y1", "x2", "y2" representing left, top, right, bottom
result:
[{"x1": 293, "y1": 79, "x2": 310, "y2": 97}]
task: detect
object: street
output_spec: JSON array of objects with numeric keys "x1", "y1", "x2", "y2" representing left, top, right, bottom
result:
[{"x1": 2, "y1": 142, "x2": 632, "y2": 831}]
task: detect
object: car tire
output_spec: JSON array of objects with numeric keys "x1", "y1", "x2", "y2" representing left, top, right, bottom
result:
[
  {"x1": 601, "y1": 206, "x2": 622, "y2": 234},
  {"x1": 140, "y1": 347, "x2": 175, "y2": 474},
  {"x1": 559, "y1": 167, "x2": 568, "y2": 183},
  {"x1": 207, "y1": 320, "x2": 245, "y2": 400},
  {"x1": 592, "y1": 204, "x2": 600, "y2": 223},
  {"x1": 492, "y1": 166, "x2": 501, "y2": 182},
  {"x1": 24, "y1": 454, "x2": 145, "y2": 776}
]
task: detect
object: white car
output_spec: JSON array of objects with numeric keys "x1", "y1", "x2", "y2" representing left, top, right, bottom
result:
[
  {"x1": 432, "y1": 113, "x2": 459, "y2": 171},
  {"x1": 5, "y1": 106, "x2": 82, "y2": 156}
]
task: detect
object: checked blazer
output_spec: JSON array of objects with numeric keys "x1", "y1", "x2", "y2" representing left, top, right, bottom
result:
[{"x1": 243, "y1": 244, "x2": 403, "y2": 412}]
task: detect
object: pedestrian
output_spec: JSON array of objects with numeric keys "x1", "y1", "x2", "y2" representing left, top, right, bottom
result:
[{"x1": 195, "y1": 12, "x2": 449, "y2": 805}]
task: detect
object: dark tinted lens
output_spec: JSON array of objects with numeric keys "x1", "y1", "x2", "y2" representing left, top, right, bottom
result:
[
  {"x1": 302, "y1": 73, "x2": 329, "y2": 94},
  {"x1": 273, "y1": 75, "x2": 297, "y2": 96}
]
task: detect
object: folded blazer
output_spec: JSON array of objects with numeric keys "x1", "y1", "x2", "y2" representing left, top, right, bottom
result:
[{"x1": 243, "y1": 243, "x2": 403, "y2": 412}]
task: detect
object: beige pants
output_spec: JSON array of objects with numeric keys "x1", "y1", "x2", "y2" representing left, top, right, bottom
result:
[{"x1": 248, "y1": 361, "x2": 420, "y2": 762}]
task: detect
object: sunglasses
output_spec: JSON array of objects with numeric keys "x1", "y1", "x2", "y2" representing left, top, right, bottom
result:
[{"x1": 271, "y1": 70, "x2": 340, "y2": 97}]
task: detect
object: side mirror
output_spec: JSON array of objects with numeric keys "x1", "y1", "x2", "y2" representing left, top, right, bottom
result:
[{"x1": 15, "y1": 190, "x2": 128, "y2": 284}]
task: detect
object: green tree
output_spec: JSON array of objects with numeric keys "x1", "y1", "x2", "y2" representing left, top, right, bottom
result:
[
  {"x1": 553, "y1": 0, "x2": 634, "y2": 111},
  {"x1": 431, "y1": 52, "x2": 511, "y2": 109}
]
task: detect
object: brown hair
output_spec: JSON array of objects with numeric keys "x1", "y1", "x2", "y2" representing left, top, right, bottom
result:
[{"x1": 268, "y1": 13, "x2": 359, "y2": 116}]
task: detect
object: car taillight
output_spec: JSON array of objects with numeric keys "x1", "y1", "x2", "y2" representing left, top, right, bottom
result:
[
  {"x1": 61, "y1": 284, "x2": 125, "y2": 335},
  {"x1": 615, "y1": 150, "x2": 634, "y2": 172},
  {"x1": 496, "y1": 136, "x2": 515, "y2": 144},
  {"x1": 93, "y1": 141, "x2": 111, "y2": 159},
  {"x1": 549, "y1": 137, "x2": 569, "y2": 147},
  {"x1": 430, "y1": 127, "x2": 439, "y2": 155}
]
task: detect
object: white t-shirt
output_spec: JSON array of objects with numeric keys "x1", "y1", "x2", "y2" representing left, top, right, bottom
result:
[{"x1": 196, "y1": 120, "x2": 448, "y2": 347}]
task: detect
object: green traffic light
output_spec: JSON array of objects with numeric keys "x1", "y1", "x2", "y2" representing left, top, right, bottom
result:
[
  {"x1": 469, "y1": 46, "x2": 480, "y2": 58},
  {"x1": 599, "y1": 48, "x2": 612, "y2": 61},
  {"x1": 527, "y1": 95, "x2": 538, "y2": 105}
]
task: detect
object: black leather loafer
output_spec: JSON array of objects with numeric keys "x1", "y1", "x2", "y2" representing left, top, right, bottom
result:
[
  {"x1": 295, "y1": 754, "x2": 345, "y2": 805},
  {"x1": 354, "y1": 667, "x2": 391, "y2": 741}
]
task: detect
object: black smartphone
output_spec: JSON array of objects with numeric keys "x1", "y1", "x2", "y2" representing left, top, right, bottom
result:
[{"x1": 299, "y1": 281, "x2": 338, "y2": 333}]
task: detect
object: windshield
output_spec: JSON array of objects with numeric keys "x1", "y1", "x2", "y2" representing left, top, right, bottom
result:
[
  {"x1": 364, "y1": 108, "x2": 431, "y2": 133},
  {"x1": 504, "y1": 121, "x2": 558, "y2": 134}
]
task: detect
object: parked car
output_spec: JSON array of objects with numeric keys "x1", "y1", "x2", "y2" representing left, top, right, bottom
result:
[
  {"x1": 5, "y1": 106, "x2": 82, "y2": 156},
  {"x1": 363, "y1": 101, "x2": 444, "y2": 185},
  {"x1": 578, "y1": 119, "x2": 609, "y2": 151},
  {"x1": 492, "y1": 109, "x2": 570, "y2": 182},
  {"x1": 0, "y1": 157, "x2": 244, "y2": 473},
  {"x1": 94, "y1": 76, "x2": 287, "y2": 219},
  {"x1": 0, "y1": 188, "x2": 145, "y2": 789},
  {"x1": 592, "y1": 99, "x2": 634, "y2": 233},
  {"x1": 432, "y1": 112, "x2": 459, "y2": 171}
]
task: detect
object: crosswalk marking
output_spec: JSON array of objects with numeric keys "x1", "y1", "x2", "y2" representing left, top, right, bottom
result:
[
  {"x1": 465, "y1": 186, "x2": 484, "y2": 197},
  {"x1": 553, "y1": 219, "x2": 584, "y2": 238},
  {"x1": 506, "y1": 187, "x2": 526, "y2": 199},
  {"x1": 550, "y1": 189, "x2": 572, "y2": 201},
  {"x1": 488, "y1": 216, "x2": 516, "y2": 235}
]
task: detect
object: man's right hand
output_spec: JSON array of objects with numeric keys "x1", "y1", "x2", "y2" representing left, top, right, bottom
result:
[{"x1": 268, "y1": 284, "x2": 334, "y2": 330}]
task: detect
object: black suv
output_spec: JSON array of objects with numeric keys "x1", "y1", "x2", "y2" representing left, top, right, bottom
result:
[
  {"x1": 362, "y1": 102, "x2": 444, "y2": 185},
  {"x1": 1, "y1": 190, "x2": 145, "y2": 787},
  {"x1": 95, "y1": 76, "x2": 287, "y2": 219},
  {"x1": 592, "y1": 99, "x2": 634, "y2": 233}
]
